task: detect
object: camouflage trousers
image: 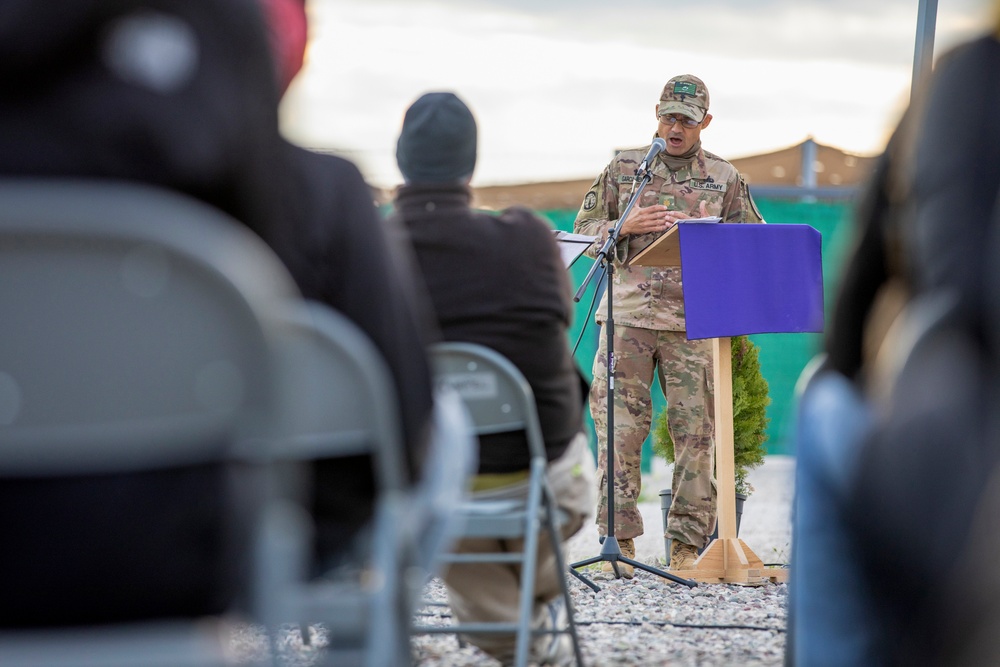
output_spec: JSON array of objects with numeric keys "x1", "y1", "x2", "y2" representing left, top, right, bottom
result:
[{"x1": 591, "y1": 324, "x2": 717, "y2": 548}]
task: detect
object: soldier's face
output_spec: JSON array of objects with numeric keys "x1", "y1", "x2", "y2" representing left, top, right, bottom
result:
[{"x1": 656, "y1": 108, "x2": 712, "y2": 156}]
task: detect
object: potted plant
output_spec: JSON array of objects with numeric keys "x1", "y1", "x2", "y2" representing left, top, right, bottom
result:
[{"x1": 654, "y1": 335, "x2": 770, "y2": 555}]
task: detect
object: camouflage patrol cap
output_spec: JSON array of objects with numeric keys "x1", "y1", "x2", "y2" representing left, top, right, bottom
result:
[{"x1": 657, "y1": 74, "x2": 709, "y2": 123}]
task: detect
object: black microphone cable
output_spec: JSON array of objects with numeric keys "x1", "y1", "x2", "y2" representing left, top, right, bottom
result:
[{"x1": 571, "y1": 259, "x2": 607, "y2": 358}]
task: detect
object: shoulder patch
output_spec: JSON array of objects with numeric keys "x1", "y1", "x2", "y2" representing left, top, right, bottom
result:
[{"x1": 583, "y1": 190, "x2": 598, "y2": 211}]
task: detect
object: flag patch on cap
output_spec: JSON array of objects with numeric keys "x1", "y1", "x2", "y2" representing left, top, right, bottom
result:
[{"x1": 673, "y1": 81, "x2": 698, "y2": 96}]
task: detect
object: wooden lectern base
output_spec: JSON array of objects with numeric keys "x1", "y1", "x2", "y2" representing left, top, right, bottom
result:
[
  {"x1": 669, "y1": 538, "x2": 789, "y2": 585},
  {"x1": 661, "y1": 336, "x2": 789, "y2": 587}
]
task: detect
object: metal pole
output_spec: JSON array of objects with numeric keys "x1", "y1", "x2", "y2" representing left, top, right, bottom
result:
[
  {"x1": 801, "y1": 138, "x2": 817, "y2": 190},
  {"x1": 911, "y1": 0, "x2": 939, "y2": 97}
]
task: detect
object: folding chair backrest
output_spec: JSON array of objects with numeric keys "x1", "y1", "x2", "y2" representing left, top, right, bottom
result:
[
  {"x1": 875, "y1": 289, "x2": 961, "y2": 392},
  {"x1": 0, "y1": 179, "x2": 298, "y2": 474},
  {"x1": 430, "y1": 342, "x2": 545, "y2": 461},
  {"x1": 0, "y1": 178, "x2": 300, "y2": 666},
  {"x1": 259, "y1": 301, "x2": 418, "y2": 667},
  {"x1": 411, "y1": 385, "x2": 477, "y2": 574},
  {"x1": 267, "y1": 301, "x2": 406, "y2": 492}
]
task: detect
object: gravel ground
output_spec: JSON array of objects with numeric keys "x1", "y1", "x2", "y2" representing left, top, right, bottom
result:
[
  {"x1": 412, "y1": 574, "x2": 787, "y2": 667},
  {"x1": 412, "y1": 456, "x2": 794, "y2": 666},
  {"x1": 235, "y1": 456, "x2": 794, "y2": 666}
]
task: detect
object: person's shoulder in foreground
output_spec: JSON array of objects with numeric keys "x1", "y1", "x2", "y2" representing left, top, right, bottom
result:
[
  {"x1": 275, "y1": 140, "x2": 437, "y2": 455},
  {"x1": 0, "y1": 0, "x2": 292, "y2": 627},
  {"x1": 258, "y1": 0, "x2": 437, "y2": 464}
]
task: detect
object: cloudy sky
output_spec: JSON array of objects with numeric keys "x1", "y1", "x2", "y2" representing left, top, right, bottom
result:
[{"x1": 280, "y1": 0, "x2": 995, "y2": 188}]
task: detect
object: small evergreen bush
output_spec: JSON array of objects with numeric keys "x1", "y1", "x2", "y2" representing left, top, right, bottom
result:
[{"x1": 652, "y1": 335, "x2": 770, "y2": 496}]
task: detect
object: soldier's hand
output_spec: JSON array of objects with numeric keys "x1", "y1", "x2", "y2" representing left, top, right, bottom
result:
[{"x1": 619, "y1": 203, "x2": 671, "y2": 236}]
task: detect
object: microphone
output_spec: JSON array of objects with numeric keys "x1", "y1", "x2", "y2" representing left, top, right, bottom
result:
[{"x1": 637, "y1": 137, "x2": 666, "y2": 176}]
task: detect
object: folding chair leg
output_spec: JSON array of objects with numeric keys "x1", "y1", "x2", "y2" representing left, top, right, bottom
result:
[
  {"x1": 512, "y1": 465, "x2": 546, "y2": 667},
  {"x1": 546, "y1": 501, "x2": 585, "y2": 667}
]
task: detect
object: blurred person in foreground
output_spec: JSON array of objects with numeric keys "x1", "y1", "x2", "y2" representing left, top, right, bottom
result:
[
  {"x1": 790, "y1": 15, "x2": 1000, "y2": 666},
  {"x1": 0, "y1": 0, "x2": 434, "y2": 626},
  {"x1": 259, "y1": 0, "x2": 436, "y2": 570},
  {"x1": 389, "y1": 91, "x2": 594, "y2": 666},
  {"x1": 573, "y1": 75, "x2": 763, "y2": 576}
]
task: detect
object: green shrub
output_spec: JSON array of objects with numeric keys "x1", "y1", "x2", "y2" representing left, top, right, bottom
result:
[{"x1": 652, "y1": 335, "x2": 770, "y2": 496}]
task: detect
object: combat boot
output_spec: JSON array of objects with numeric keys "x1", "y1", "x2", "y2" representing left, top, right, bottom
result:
[
  {"x1": 669, "y1": 540, "x2": 700, "y2": 571},
  {"x1": 600, "y1": 538, "x2": 635, "y2": 579}
]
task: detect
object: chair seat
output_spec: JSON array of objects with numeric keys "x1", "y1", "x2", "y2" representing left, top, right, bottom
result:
[
  {"x1": 0, "y1": 620, "x2": 242, "y2": 667},
  {"x1": 449, "y1": 499, "x2": 571, "y2": 540},
  {"x1": 461, "y1": 499, "x2": 524, "y2": 515},
  {"x1": 457, "y1": 497, "x2": 524, "y2": 533}
]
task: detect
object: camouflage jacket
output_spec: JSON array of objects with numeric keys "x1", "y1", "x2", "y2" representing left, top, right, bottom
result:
[{"x1": 574, "y1": 140, "x2": 764, "y2": 331}]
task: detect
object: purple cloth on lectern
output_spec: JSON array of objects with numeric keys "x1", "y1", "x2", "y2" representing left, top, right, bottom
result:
[{"x1": 678, "y1": 222, "x2": 824, "y2": 340}]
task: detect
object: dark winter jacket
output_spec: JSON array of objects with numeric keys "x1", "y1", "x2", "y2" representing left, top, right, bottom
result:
[{"x1": 392, "y1": 183, "x2": 584, "y2": 473}]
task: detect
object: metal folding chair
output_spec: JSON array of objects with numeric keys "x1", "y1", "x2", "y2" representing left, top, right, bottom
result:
[
  {"x1": 259, "y1": 301, "x2": 415, "y2": 666},
  {"x1": 412, "y1": 343, "x2": 585, "y2": 667},
  {"x1": 262, "y1": 302, "x2": 476, "y2": 667},
  {"x1": 0, "y1": 179, "x2": 298, "y2": 666}
]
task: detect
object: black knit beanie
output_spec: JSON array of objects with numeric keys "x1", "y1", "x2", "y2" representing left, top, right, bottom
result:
[{"x1": 396, "y1": 91, "x2": 477, "y2": 184}]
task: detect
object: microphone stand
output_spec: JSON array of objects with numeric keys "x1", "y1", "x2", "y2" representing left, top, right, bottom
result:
[{"x1": 569, "y1": 157, "x2": 696, "y2": 592}]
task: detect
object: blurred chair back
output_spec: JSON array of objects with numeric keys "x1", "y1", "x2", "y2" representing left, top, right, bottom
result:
[
  {"x1": 260, "y1": 301, "x2": 418, "y2": 667},
  {"x1": 411, "y1": 382, "x2": 477, "y2": 575},
  {"x1": 0, "y1": 178, "x2": 298, "y2": 666},
  {"x1": 0, "y1": 179, "x2": 296, "y2": 473}
]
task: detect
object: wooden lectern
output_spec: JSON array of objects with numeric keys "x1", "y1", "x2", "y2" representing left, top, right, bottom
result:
[{"x1": 631, "y1": 221, "x2": 824, "y2": 585}]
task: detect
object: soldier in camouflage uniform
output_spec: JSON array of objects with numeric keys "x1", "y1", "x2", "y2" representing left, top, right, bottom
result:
[{"x1": 574, "y1": 74, "x2": 764, "y2": 576}]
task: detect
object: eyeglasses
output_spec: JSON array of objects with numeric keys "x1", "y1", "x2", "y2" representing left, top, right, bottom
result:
[{"x1": 659, "y1": 114, "x2": 701, "y2": 129}]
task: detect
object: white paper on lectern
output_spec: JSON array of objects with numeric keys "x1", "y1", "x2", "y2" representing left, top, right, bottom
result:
[
  {"x1": 679, "y1": 216, "x2": 722, "y2": 224},
  {"x1": 552, "y1": 230, "x2": 596, "y2": 268}
]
